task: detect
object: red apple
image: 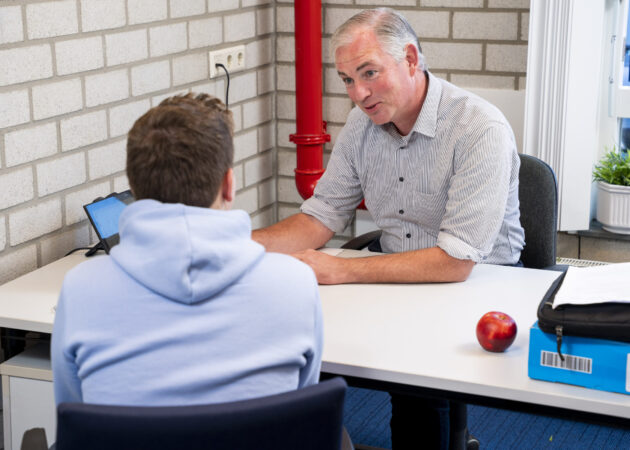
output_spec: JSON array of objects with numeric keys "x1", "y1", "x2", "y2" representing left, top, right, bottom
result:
[{"x1": 476, "y1": 311, "x2": 517, "y2": 352}]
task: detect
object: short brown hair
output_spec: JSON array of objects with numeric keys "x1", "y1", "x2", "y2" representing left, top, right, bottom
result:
[{"x1": 126, "y1": 93, "x2": 234, "y2": 207}]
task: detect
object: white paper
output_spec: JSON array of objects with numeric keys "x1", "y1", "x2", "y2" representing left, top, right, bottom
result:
[{"x1": 553, "y1": 262, "x2": 630, "y2": 308}]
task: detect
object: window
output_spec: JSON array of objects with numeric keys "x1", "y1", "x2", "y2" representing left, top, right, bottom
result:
[{"x1": 524, "y1": 0, "x2": 629, "y2": 231}]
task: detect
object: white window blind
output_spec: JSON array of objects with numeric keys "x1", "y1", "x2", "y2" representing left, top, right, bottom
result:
[{"x1": 523, "y1": 0, "x2": 608, "y2": 231}]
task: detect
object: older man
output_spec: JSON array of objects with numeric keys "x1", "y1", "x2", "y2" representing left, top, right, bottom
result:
[{"x1": 253, "y1": 7, "x2": 524, "y2": 449}]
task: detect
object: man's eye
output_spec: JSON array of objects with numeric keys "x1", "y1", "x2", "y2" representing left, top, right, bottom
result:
[
  {"x1": 364, "y1": 70, "x2": 376, "y2": 79},
  {"x1": 342, "y1": 78, "x2": 353, "y2": 86}
]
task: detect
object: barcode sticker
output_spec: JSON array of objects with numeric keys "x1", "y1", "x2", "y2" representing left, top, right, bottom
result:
[{"x1": 540, "y1": 351, "x2": 592, "y2": 374}]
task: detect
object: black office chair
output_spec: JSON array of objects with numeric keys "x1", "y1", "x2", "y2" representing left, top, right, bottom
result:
[
  {"x1": 54, "y1": 377, "x2": 348, "y2": 450},
  {"x1": 341, "y1": 153, "x2": 563, "y2": 449}
]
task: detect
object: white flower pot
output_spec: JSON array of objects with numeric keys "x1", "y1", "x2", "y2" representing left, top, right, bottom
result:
[{"x1": 596, "y1": 181, "x2": 630, "y2": 234}]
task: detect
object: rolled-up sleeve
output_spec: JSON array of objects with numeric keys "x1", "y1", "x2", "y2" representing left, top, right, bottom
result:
[{"x1": 300, "y1": 121, "x2": 364, "y2": 233}]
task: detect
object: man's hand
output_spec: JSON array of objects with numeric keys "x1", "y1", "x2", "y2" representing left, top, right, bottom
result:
[
  {"x1": 292, "y1": 247, "x2": 474, "y2": 285},
  {"x1": 292, "y1": 249, "x2": 351, "y2": 285}
]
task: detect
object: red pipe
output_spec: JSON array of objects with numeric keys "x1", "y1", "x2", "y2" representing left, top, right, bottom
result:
[{"x1": 290, "y1": 0, "x2": 330, "y2": 200}]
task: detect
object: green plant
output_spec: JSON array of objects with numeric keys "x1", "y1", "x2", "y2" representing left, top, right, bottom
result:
[{"x1": 592, "y1": 146, "x2": 630, "y2": 186}]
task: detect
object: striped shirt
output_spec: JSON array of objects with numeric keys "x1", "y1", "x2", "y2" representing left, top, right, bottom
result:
[{"x1": 301, "y1": 71, "x2": 524, "y2": 265}]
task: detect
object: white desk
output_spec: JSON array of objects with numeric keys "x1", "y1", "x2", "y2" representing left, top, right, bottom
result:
[{"x1": 0, "y1": 251, "x2": 629, "y2": 449}]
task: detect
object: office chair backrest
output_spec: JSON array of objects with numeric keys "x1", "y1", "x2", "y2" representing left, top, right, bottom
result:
[
  {"x1": 55, "y1": 377, "x2": 347, "y2": 450},
  {"x1": 517, "y1": 153, "x2": 558, "y2": 269}
]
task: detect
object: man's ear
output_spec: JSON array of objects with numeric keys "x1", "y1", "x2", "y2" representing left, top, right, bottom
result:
[
  {"x1": 404, "y1": 44, "x2": 419, "y2": 75},
  {"x1": 222, "y1": 168, "x2": 235, "y2": 204}
]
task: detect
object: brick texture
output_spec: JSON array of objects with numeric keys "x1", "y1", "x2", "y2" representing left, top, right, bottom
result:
[
  {"x1": 0, "y1": 6, "x2": 23, "y2": 45},
  {"x1": 37, "y1": 152, "x2": 86, "y2": 196},
  {"x1": 0, "y1": 0, "x2": 530, "y2": 283},
  {"x1": 4, "y1": 123, "x2": 58, "y2": 167}
]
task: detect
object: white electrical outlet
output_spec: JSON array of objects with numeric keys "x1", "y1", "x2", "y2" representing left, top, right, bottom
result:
[{"x1": 209, "y1": 45, "x2": 246, "y2": 78}]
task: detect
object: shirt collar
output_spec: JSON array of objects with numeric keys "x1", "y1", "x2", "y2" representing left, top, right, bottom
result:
[{"x1": 411, "y1": 71, "x2": 441, "y2": 139}]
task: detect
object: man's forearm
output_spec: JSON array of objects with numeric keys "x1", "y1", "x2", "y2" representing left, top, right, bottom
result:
[
  {"x1": 252, "y1": 213, "x2": 334, "y2": 254},
  {"x1": 294, "y1": 246, "x2": 474, "y2": 284}
]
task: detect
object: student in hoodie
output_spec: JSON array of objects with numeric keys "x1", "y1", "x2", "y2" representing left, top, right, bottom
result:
[{"x1": 51, "y1": 93, "x2": 323, "y2": 407}]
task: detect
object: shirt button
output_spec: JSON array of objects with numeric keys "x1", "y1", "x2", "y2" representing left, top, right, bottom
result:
[
  {"x1": 399, "y1": 209, "x2": 404, "y2": 214},
  {"x1": 406, "y1": 233, "x2": 411, "y2": 238},
  {"x1": 399, "y1": 177, "x2": 404, "y2": 182}
]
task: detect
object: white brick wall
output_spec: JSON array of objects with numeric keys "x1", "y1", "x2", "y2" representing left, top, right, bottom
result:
[
  {"x1": 0, "y1": 167, "x2": 34, "y2": 210},
  {"x1": 109, "y1": 99, "x2": 152, "y2": 137},
  {"x1": 131, "y1": 61, "x2": 171, "y2": 95},
  {"x1": 406, "y1": 11, "x2": 450, "y2": 39},
  {"x1": 4, "y1": 123, "x2": 58, "y2": 167},
  {"x1": 41, "y1": 224, "x2": 90, "y2": 266},
  {"x1": 172, "y1": 53, "x2": 209, "y2": 86},
  {"x1": 128, "y1": 0, "x2": 168, "y2": 25},
  {"x1": 422, "y1": 42, "x2": 483, "y2": 70},
  {"x1": 225, "y1": 12, "x2": 256, "y2": 42},
  {"x1": 37, "y1": 152, "x2": 86, "y2": 196},
  {"x1": 105, "y1": 30, "x2": 149, "y2": 66},
  {"x1": 257, "y1": 7, "x2": 274, "y2": 36},
  {"x1": 85, "y1": 69, "x2": 130, "y2": 107},
  {"x1": 209, "y1": 0, "x2": 240, "y2": 13},
  {"x1": 149, "y1": 23, "x2": 188, "y2": 57},
  {"x1": 257, "y1": 66, "x2": 275, "y2": 94},
  {"x1": 170, "y1": 0, "x2": 206, "y2": 18},
  {"x1": 0, "y1": 0, "x2": 528, "y2": 283},
  {"x1": 60, "y1": 111, "x2": 108, "y2": 152},
  {"x1": 189, "y1": 17, "x2": 223, "y2": 49},
  {"x1": 453, "y1": 12, "x2": 518, "y2": 40},
  {"x1": 277, "y1": 93, "x2": 296, "y2": 120},
  {"x1": 88, "y1": 140, "x2": 127, "y2": 180},
  {"x1": 276, "y1": 6, "x2": 294, "y2": 33},
  {"x1": 0, "y1": 6, "x2": 23, "y2": 45},
  {"x1": 230, "y1": 72, "x2": 258, "y2": 104},
  {"x1": 233, "y1": 187, "x2": 258, "y2": 214},
  {"x1": 277, "y1": 65, "x2": 296, "y2": 91},
  {"x1": 9, "y1": 198, "x2": 62, "y2": 246},
  {"x1": 65, "y1": 182, "x2": 111, "y2": 225},
  {"x1": 258, "y1": 123, "x2": 274, "y2": 152},
  {"x1": 422, "y1": 0, "x2": 482, "y2": 6},
  {"x1": 277, "y1": 177, "x2": 303, "y2": 204},
  {"x1": 486, "y1": 44, "x2": 528, "y2": 72},
  {"x1": 245, "y1": 152, "x2": 273, "y2": 186},
  {"x1": 258, "y1": 178, "x2": 276, "y2": 208},
  {"x1": 55, "y1": 36, "x2": 104, "y2": 75},
  {"x1": 0, "y1": 90, "x2": 30, "y2": 128},
  {"x1": 32, "y1": 78, "x2": 83, "y2": 120},
  {"x1": 0, "y1": 217, "x2": 5, "y2": 251},
  {"x1": 234, "y1": 129, "x2": 258, "y2": 163},
  {"x1": 243, "y1": 96, "x2": 272, "y2": 129},
  {"x1": 0, "y1": 44, "x2": 53, "y2": 86},
  {"x1": 81, "y1": 0, "x2": 126, "y2": 32},
  {"x1": 26, "y1": 0, "x2": 78, "y2": 39},
  {"x1": 0, "y1": 246, "x2": 37, "y2": 285}
]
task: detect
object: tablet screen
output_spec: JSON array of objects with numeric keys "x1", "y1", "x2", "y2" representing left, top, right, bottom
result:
[{"x1": 84, "y1": 197, "x2": 128, "y2": 239}]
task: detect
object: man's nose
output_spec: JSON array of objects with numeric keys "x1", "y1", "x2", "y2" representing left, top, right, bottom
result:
[{"x1": 353, "y1": 81, "x2": 370, "y2": 102}]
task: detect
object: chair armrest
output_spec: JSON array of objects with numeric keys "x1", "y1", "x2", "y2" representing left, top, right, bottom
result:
[{"x1": 340, "y1": 230, "x2": 382, "y2": 250}]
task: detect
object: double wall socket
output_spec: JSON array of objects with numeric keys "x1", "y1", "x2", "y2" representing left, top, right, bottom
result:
[{"x1": 209, "y1": 45, "x2": 246, "y2": 78}]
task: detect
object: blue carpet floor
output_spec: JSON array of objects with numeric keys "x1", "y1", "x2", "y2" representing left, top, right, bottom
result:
[{"x1": 343, "y1": 387, "x2": 630, "y2": 449}]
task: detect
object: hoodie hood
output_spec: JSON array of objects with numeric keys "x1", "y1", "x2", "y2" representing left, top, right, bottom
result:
[{"x1": 110, "y1": 199, "x2": 265, "y2": 305}]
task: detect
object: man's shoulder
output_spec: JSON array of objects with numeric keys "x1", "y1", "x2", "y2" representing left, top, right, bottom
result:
[{"x1": 437, "y1": 78, "x2": 509, "y2": 126}]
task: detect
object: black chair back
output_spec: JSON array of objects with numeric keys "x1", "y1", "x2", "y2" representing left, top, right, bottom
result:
[
  {"x1": 517, "y1": 154, "x2": 558, "y2": 269},
  {"x1": 55, "y1": 377, "x2": 347, "y2": 450}
]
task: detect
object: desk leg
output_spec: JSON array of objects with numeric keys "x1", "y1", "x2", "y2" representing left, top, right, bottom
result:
[{"x1": 3, "y1": 375, "x2": 12, "y2": 450}]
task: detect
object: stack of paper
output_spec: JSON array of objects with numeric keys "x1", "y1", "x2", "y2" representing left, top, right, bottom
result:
[{"x1": 553, "y1": 262, "x2": 630, "y2": 308}]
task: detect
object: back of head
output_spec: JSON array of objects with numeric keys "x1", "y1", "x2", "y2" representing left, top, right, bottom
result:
[
  {"x1": 331, "y1": 8, "x2": 426, "y2": 71},
  {"x1": 126, "y1": 93, "x2": 234, "y2": 208}
]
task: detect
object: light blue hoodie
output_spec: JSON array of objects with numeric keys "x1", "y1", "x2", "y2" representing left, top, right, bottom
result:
[{"x1": 52, "y1": 199, "x2": 323, "y2": 406}]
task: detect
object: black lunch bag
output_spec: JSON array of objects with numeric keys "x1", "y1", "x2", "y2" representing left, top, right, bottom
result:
[{"x1": 537, "y1": 271, "x2": 630, "y2": 359}]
